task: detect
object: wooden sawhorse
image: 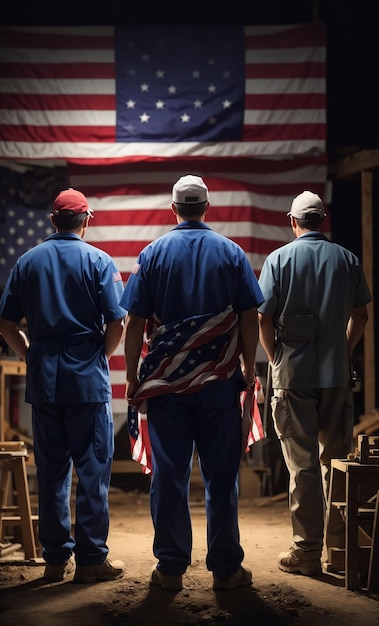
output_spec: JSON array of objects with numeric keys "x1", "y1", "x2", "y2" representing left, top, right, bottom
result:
[
  {"x1": 325, "y1": 458, "x2": 379, "y2": 592},
  {"x1": 0, "y1": 441, "x2": 40, "y2": 560}
]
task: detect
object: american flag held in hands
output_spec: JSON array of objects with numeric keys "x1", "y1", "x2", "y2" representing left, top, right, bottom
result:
[{"x1": 125, "y1": 307, "x2": 265, "y2": 474}]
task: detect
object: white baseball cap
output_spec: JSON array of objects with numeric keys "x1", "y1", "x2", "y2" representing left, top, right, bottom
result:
[
  {"x1": 287, "y1": 190, "x2": 326, "y2": 219},
  {"x1": 172, "y1": 175, "x2": 209, "y2": 204}
]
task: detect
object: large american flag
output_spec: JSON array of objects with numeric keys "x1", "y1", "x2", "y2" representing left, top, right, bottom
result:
[
  {"x1": 0, "y1": 22, "x2": 328, "y2": 420},
  {"x1": 0, "y1": 23, "x2": 326, "y2": 160}
]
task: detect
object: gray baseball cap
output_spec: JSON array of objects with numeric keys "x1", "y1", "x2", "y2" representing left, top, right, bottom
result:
[{"x1": 287, "y1": 190, "x2": 326, "y2": 219}]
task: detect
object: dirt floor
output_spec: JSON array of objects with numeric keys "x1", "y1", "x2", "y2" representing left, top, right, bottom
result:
[{"x1": 1, "y1": 472, "x2": 379, "y2": 626}]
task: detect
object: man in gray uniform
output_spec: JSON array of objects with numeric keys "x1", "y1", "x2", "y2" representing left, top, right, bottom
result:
[{"x1": 258, "y1": 190, "x2": 371, "y2": 576}]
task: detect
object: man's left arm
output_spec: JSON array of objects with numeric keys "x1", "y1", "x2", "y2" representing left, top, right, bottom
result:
[
  {"x1": 124, "y1": 313, "x2": 146, "y2": 404},
  {"x1": 346, "y1": 304, "x2": 369, "y2": 356},
  {"x1": 239, "y1": 307, "x2": 259, "y2": 388},
  {"x1": 258, "y1": 311, "x2": 276, "y2": 364},
  {"x1": 104, "y1": 317, "x2": 125, "y2": 359},
  {"x1": 0, "y1": 318, "x2": 29, "y2": 361}
]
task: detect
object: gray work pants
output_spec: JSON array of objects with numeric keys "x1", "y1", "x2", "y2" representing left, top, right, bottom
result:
[{"x1": 271, "y1": 387, "x2": 354, "y2": 560}]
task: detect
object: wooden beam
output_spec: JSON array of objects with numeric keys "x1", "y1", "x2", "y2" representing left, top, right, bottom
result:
[
  {"x1": 335, "y1": 149, "x2": 379, "y2": 178},
  {"x1": 361, "y1": 170, "x2": 376, "y2": 414}
]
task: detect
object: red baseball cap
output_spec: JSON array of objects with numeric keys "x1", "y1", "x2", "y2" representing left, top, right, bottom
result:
[{"x1": 52, "y1": 188, "x2": 94, "y2": 217}]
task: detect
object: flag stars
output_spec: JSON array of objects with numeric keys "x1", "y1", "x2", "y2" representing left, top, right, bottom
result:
[
  {"x1": 140, "y1": 112, "x2": 150, "y2": 123},
  {"x1": 126, "y1": 99, "x2": 136, "y2": 109},
  {"x1": 156, "y1": 69, "x2": 165, "y2": 78},
  {"x1": 222, "y1": 99, "x2": 232, "y2": 109},
  {"x1": 181, "y1": 113, "x2": 190, "y2": 123},
  {"x1": 194, "y1": 99, "x2": 202, "y2": 109},
  {"x1": 190, "y1": 321, "x2": 197, "y2": 326},
  {"x1": 124, "y1": 124, "x2": 137, "y2": 134},
  {"x1": 208, "y1": 116, "x2": 217, "y2": 125},
  {"x1": 140, "y1": 83, "x2": 149, "y2": 92},
  {"x1": 192, "y1": 70, "x2": 200, "y2": 78},
  {"x1": 168, "y1": 85, "x2": 177, "y2": 94},
  {"x1": 208, "y1": 84, "x2": 216, "y2": 93},
  {"x1": 141, "y1": 53, "x2": 150, "y2": 62},
  {"x1": 155, "y1": 100, "x2": 165, "y2": 109}
]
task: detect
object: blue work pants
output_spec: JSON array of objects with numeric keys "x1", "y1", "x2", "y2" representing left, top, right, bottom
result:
[
  {"x1": 147, "y1": 379, "x2": 244, "y2": 578},
  {"x1": 32, "y1": 402, "x2": 114, "y2": 566}
]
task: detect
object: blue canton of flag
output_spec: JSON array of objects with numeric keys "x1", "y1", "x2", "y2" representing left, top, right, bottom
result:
[
  {"x1": 0, "y1": 205, "x2": 53, "y2": 288},
  {"x1": 115, "y1": 26, "x2": 245, "y2": 143}
]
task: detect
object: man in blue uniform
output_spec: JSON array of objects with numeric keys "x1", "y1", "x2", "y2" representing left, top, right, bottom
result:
[
  {"x1": 258, "y1": 190, "x2": 371, "y2": 577},
  {"x1": 0, "y1": 188, "x2": 126, "y2": 583},
  {"x1": 121, "y1": 175, "x2": 264, "y2": 591}
]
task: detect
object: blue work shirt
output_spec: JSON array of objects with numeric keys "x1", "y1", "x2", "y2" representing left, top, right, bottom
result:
[
  {"x1": 120, "y1": 221, "x2": 264, "y2": 323},
  {"x1": 0, "y1": 233, "x2": 126, "y2": 404},
  {"x1": 258, "y1": 232, "x2": 372, "y2": 388}
]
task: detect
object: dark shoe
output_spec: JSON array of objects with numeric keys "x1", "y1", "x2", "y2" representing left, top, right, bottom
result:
[
  {"x1": 213, "y1": 565, "x2": 252, "y2": 591},
  {"x1": 44, "y1": 555, "x2": 75, "y2": 581},
  {"x1": 74, "y1": 558, "x2": 125, "y2": 583},
  {"x1": 278, "y1": 551, "x2": 322, "y2": 576},
  {"x1": 150, "y1": 566, "x2": 183, "y2": 591}
]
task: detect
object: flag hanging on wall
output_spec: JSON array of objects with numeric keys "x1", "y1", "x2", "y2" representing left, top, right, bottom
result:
[{"x1": 0, "y1": 23, "x2": 326, "y2": 162}]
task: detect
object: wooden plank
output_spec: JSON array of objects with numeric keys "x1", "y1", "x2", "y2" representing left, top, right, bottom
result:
[
  {"x1": 354, "y1": 413, "x2": 379, "y2": 437},
  {"x1": 361, "y1": 170, "x2": 375, "y2": 415},
  {"x1": 335, "y1": 149, "x2": 379, "y2": 178}
]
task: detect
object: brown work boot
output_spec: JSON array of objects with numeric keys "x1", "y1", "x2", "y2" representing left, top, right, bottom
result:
[
  {"x1": 150, "y1": 566, "x2": 183, "y2": 591},
  {"x1": 74, "y1": 558, "x2": 125, "y2": 583},
  {"x1": 212, "y1": 565, "x2": 252, "y2": 591},
  {"x1": 43, "y1": 555, "x2": 75, "y2": 581},
  {"x1": 278, "y1": 551, "x2": 322, "y2": 576}
]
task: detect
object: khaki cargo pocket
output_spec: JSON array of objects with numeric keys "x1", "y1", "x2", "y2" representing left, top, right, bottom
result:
[
  {"x1": 94, "y1": 412, "x2": 114, "y2": 460},
  {"x1": 270, "y1": 390, "x2": 295, "y2": 439}
]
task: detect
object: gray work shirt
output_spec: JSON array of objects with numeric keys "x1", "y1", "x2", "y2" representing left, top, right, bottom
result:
[{"x1": 258, "y1": 232, "x2": 371, "y2": 388}]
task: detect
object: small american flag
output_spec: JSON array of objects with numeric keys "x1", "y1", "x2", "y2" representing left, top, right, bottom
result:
[
  {"x1": 127, "y1": 406, "x2": 152, "y2": 475},
  {"x1": 241, "y1": 385, "x2": 266, "y2": 456}
]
